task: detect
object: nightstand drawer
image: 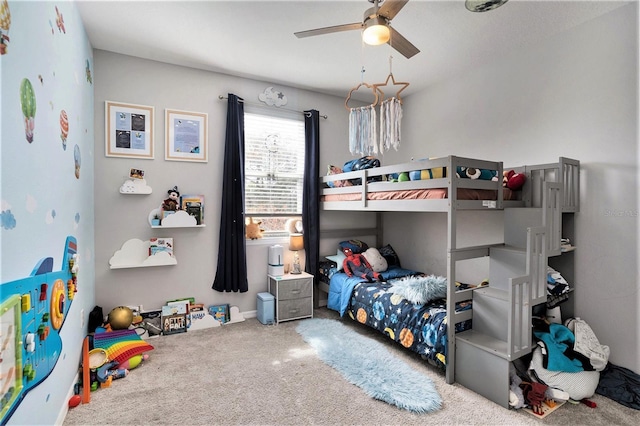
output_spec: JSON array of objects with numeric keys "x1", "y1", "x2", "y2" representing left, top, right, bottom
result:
[
  {"x1": 267, "y1": 272, "x2": 314, "y2": 323},
  {"x1": 277, "y1": 279, "x2": 312, "y2": 300},
  {"x1": 278, "y1": 297, "x2": 312, "y2": 320}
]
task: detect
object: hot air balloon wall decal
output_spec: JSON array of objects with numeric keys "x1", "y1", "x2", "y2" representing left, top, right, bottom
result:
[
  {"x1": 60, "y1": 110, "x2": 69, "y2": 150},
  {"x1": 0, "y1": 0, "x2": 10, "y2": 55},
  {"x1": 20, "y1": 78, "x2": 36, "y2": 143}
]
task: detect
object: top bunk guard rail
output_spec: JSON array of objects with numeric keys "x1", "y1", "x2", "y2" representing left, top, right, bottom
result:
[{"x1": 320, "y1": 155, "x2": 510, "y2": 212}]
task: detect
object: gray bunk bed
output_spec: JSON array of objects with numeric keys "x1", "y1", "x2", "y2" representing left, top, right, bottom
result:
[{"x1": 318, "y1": 155, "x2": 580, "y2": 408}]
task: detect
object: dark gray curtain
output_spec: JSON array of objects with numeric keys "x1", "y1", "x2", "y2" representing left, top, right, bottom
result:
[
  {"x1": 302, "y1": 110, "x2": 320, "y2": 280},
  {"x1": 213, "y1": 94, "x2": 248, "y2": 292}
]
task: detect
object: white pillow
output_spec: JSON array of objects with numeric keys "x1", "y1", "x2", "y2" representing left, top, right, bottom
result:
[
  {"x1": 326, "y1": 249, "x2": 346, "y2": 272},
  {"x1": 362, "y1": 248, "x2": 388, "y2": 272}
]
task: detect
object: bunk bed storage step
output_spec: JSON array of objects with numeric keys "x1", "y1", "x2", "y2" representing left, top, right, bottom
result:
[{"x1": 455, "y1": 331, "x2": 511, "y2": 408}]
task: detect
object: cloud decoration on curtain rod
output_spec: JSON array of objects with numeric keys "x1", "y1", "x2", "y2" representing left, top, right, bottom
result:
[{"x1": 259, "y1": 86, "x2": 287, "y2": 107}]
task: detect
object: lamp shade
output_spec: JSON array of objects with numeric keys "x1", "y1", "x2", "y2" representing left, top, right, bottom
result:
[
  {"x1": 289, "y1": 233, "x2": 304, "y2": 251},
  {"x1": 362, "y1": 17, "x2": 390, "y2": 46}
]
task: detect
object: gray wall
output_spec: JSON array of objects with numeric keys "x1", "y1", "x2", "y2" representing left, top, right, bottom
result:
[
  {"x1": 93, "y1": 50, "x2": 357, "y2": 315},
  {"x1": 383, "y1": 4, "x2": 639, "y2": 372},
  {"x1": 94, "y1": 3, "x2": 638, "y2": 374}
]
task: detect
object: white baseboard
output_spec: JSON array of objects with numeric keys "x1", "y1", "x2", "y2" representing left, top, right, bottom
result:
[
  {"x1": 57, "y1": 372, "x2": 79, "y2": 425},
  {"x1": 243, "y1": 309, "x2": 257, "y2": 318}
]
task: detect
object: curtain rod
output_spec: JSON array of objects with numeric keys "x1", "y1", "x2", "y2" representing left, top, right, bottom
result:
[{"x1": 218, "y1": 95, "x2": 327, "y2": 119}]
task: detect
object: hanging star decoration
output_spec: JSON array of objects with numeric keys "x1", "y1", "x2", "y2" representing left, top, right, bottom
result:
[{"x1": 373, "y1": 72, "x2": 410, "y2": 104}]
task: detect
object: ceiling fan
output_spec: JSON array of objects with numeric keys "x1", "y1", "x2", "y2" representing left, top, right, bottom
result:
[{"x1": 294, "y1": 0, "x2": 420, "y2": 59}]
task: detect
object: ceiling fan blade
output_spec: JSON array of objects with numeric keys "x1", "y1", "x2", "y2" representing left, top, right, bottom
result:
[
  {"x1": 294, "y1": 22, "x2": 362, "y2": 38},
  {"x1": 388, "y1": 27, "x2": 420, "y2": 59},
  {"x1": 378, "y1": 0, "x2": 409, "y2": 20}
]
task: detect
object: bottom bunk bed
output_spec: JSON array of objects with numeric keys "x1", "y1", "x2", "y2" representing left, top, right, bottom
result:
[{"x1": 319, "y1": 257, "x2": 484, "y2": 370}]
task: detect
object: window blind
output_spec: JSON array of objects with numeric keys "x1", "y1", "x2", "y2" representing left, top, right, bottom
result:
[{"x1": 244, "y1": 112, "x2": 305, "y2": 216}]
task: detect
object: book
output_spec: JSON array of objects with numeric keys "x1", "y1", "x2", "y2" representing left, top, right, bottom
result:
[
  {"x1": 161, "y1": 304, "x2": 188, "y2": 335},
  {"x1": 168, "y1": 299, "x2": 191, "y2": 329},
  {"x1": 208, "y1": 303, "x2": 230, "y2": 324},
  {"x1": 149, "y1": 237, "x2": 173, "y2": 257},
  {"x1": 180, "y1": 194, "x2": 204, "y2": 225}
]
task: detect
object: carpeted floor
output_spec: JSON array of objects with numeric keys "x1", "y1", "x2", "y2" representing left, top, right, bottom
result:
[{"x1": 63, "y1": 307, "x2": 637, "y2": 425}]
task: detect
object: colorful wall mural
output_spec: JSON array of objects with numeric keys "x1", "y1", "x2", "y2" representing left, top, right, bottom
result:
[{"x1": 1, "y1": 1, "x2": 95, "y2": 424}]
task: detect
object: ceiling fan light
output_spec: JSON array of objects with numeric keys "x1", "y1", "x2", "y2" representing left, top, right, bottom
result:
[{"x1": 362, "y1": 18, "x2": 390, "y2": 46}]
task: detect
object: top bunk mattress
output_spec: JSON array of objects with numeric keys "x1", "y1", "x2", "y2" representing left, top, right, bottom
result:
[{"x1": 322, "y1": 187, "x2": 518, "y2": 202}]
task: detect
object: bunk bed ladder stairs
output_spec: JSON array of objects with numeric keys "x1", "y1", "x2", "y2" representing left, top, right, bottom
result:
[{"x1": 454, "y1": 211, "x2": 548, "y2": 408}]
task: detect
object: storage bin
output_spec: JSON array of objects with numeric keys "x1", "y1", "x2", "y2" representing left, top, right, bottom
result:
[{"x1": 257, "y1": 292, "x2": 275, "y2": 325}]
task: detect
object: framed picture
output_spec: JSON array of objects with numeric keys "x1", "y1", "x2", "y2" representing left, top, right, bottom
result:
[
  {"x1": 105, "y1": 101, "x2": 154, "y2": 159},
  {"x1": 165, "y1": 109, "x2": 208, "y2": 162}
]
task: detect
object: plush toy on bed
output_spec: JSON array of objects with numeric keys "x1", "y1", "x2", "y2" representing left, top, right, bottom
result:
[
  {"x1": 456, "y1": 166, "x2": 498, "y2": 181},
  {"x1": 503, "y1": 170, "x2": 527, "y2": 190},
  {"x1": 342, "y1": 247, "x2": 382, "y2": 282}
]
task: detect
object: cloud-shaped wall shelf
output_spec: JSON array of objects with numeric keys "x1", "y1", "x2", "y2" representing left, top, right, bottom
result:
[
  {"x1": 149, "y1": 209, "x2": 204, "y2": 228},
  {"x1": 109, "y1": 238, "x2": 177, "y2": 269},
  {"x1": 120, "y1": 178, "x2": 153, "y2": 194}
]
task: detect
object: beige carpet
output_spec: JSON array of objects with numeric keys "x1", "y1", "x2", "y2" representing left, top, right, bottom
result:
[{"x1": 64, "y1": 308, "x2": 636, "y2": 425}]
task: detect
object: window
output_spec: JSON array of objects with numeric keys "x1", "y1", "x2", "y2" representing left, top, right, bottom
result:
[{"x1": 244, "y1": 109, "x2": 304, "y2": 237}]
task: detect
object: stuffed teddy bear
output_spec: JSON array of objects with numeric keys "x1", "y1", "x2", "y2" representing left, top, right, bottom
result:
[
  {"x1": 245, "y1": 217, "x2": 264, "y2": 240},
  {"x1": 342, "y1": 247, "x2": 381, "y2": 282},
  {"x1": 503, "y1": 170, "x2": 527, "y2": 190}
]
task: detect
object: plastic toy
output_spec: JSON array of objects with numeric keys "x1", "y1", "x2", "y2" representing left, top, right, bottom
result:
[
  {"x1": 96, "y1": 360, "x2": 128, "y2": 387},
  {"x1": 107, "y1": 306, "x2": 133, "y2": 330},
  {"x1": 0, "y1": 237, "x2": 77, "y2": 423},
  {"x1": 117, "y1": 353, "x2": 149, "y2": 370},
  {"x1": 68, "y1": 395, "x2": 81, "y2": 408}
]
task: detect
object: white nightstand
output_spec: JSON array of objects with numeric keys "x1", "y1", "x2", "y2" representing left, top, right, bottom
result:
[{"x1": 268, "y1": 272, "x2": 314, "y2": 323}]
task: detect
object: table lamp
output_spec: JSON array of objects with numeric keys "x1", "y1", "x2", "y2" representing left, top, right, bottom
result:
[{"x1": 289, "y1": 233, "x2": 304, "y2": 274}]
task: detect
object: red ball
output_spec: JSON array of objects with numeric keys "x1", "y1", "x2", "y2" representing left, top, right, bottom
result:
[{"x1": 68, "y1": 394, "x2": 82, "y2": 408}]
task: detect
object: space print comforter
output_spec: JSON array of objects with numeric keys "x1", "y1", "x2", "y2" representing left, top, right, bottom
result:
[{"x1": 346, "y1": 279, "x2": 472, "y2": 369}]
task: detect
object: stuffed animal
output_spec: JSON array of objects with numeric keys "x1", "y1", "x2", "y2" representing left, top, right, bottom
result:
[
  {"x1": 503, "y1": 170, "x2": 526, "y2": 190},
  {"x1": 245, "y1": 217, "x2": 264, "y2": 240},
  {"x1": 342, "y1": 247, "x2": 381, "y2": 282},
  {"x1": 284, "y1": 218, "x2": 303, "y2": 234},
  {"x1": 162, "y1": 186, "x2": 181, "y2": 212},
  {"x1": 456, "y1": 166, "x2": 498, "y2": 181}
]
